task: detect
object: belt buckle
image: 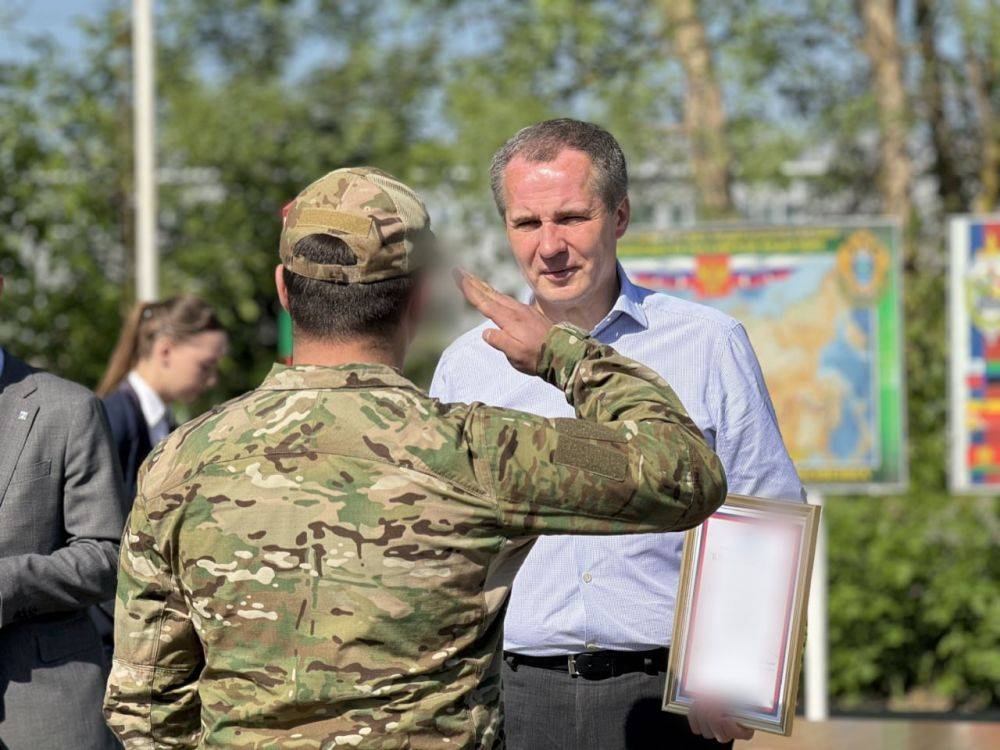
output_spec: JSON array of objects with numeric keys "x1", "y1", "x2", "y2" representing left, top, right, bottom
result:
[
  {"x1": 572, "y1": 652, "x2": 615, "y2": 679},
  {"x1": 567, "y1": 654, "x2": 579, "y2": 678}
]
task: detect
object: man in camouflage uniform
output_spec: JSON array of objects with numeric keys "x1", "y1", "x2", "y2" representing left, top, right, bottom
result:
[{"x1": 104, "y1": 167, "x2": 727, "y2": 748}]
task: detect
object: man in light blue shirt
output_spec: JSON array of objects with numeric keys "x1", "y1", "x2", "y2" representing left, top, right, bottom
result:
[{"x1": 430, "y1": 119, "x2": 803, "y2": 749}]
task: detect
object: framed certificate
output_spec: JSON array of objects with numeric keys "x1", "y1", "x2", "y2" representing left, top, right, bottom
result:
[{"x1": 662, "y1": 495, "x2": 820, "y2": 736}]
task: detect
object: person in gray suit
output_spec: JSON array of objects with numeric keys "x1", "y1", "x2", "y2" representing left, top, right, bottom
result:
[{"x1": 0, "y1": 275, "x2": 126, "y2": 749}]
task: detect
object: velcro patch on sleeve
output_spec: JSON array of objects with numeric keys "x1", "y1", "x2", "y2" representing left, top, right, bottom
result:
[
  {"x1": 553, "y1": 435, "x2": 629, "y2": 481},
  {"x1": 553, "y1": 418, "x2": 626, "y2": 443}
]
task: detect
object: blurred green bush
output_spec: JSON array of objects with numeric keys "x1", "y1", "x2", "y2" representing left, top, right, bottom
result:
[{"x1": 827, "y1": 493, "x2": 999, "y2": 711}]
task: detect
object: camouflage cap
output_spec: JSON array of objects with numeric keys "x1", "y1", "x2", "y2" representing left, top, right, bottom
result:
[{"x1": 279, "y1": 167, "x2": 434, "y2": 284}]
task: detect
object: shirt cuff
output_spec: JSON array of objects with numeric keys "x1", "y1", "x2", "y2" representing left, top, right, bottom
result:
[{"x1": 535, "y1": 323, "x2": 592, "y2": 393}]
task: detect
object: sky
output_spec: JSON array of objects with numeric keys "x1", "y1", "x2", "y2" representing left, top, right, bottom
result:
[
  {"x1": 0, "y1": 0, "x2": 494, "y2": 84},
  {"x1": 0, "y1": 0, "x2": 95, "y2": 60},
  {"x1": 0, "y1": 0, "x2": 971, "y2": 66}
]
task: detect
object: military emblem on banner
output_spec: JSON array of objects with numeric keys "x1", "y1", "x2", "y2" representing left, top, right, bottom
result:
[
  {"x1": 693, "y1": 255, "x2": 735, "y2": 297},
  {"x1": 836, "y1": 230, "x2": 890, "y2": 304},
  {"x1": 966, "y1": 227, "x2": 1000, "y2": 341}
]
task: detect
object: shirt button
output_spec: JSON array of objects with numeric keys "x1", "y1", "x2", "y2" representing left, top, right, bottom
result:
[{"x1": 582, "y1": 572, "x2": 593, "y2": 583}]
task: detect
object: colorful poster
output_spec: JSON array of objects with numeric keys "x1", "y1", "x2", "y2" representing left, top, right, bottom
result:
[
  {"x1": 949, "y1": 215, "x2": 1000, "y2": 492},
  {"x1": 619, "y1": 223, "x2": 907, "y2": 493}
]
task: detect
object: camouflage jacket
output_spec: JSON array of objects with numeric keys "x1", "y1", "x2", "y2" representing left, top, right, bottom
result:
[{"x1": 104, "y1": 323, "x2": 726, "y2": 749}]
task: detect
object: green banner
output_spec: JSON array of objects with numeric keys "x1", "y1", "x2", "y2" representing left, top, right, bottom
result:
[{"x1": 278, "y1": 308, "x2": 293, "y2": 364}]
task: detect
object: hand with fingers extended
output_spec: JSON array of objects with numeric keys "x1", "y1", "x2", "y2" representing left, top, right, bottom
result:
[
  {"x1": 687, "y1": 701, "x2": 755, "y2": 744},
  {"x1": 454, "y1": 268, "x2": 554, "y2": 374}
]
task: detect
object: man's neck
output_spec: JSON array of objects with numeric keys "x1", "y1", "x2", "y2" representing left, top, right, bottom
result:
[
  {"x1": 292, "y1": 336, "x2": 405, "y2": 370},
  {"x1": 535, "y1": 273, "x2": 621, "y2": 332}
]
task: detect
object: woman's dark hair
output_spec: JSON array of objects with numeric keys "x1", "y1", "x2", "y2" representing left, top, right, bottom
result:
[
  {"x1": 96, "y1": 296, "x2": 223, "y2": 396},
  {"x1": 282, "y1": 233, "x2": 417, "y2": 343}
]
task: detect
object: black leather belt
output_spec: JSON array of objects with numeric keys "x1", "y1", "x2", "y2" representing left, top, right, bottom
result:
[{"x1": 503, "y1": 647, "x2": 668, "y2": 680}]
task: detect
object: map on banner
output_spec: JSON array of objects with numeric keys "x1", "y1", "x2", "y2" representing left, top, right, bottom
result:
[
  {"x1": 949, "y1": 215, "x2": 1000, "y2": 492},
  {"x1": 619, "y1": 224, "x2": 906, "y2": 492}
]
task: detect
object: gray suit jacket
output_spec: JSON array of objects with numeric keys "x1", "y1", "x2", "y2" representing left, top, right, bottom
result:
[{"x1": 0, "y1": 351, "x2": 126, "y2": 748}]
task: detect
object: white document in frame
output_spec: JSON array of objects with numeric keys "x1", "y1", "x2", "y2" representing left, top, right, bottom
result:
[{"x1": 681, "y1": 513, "x2": 800, "y2": 710}]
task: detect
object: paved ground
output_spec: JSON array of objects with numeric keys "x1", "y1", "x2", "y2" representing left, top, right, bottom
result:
[{"x1": 744, "y1": 719, "x2": 1000, "y2": 750}]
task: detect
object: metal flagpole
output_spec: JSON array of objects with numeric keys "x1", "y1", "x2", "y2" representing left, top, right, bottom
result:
[
  {"x1": 804, "y1": 488, "x2": 828, "y2": 720},
  {"x1": 133, "y1": 0, "x2": 158, "y2": 302}
]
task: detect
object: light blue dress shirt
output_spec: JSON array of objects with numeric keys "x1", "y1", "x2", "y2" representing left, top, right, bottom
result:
[{"x1": 430, "y1": 265, "x2": 804, "y2": 656}]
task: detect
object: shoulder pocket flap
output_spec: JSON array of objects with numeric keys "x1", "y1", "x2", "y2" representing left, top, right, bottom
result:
[
  {"x1": 13, "y1": 459, "x2": 51, "y2": 483},
  {"x1": 552, "y1": 418, "x2": 626, "y2": 443},
  {"x1": 553, "y1": 435, "x2": 628, "y2": 481}
]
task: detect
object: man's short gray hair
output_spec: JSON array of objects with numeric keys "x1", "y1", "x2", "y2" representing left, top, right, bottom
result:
[{"x1": 489, "y1": 118, "x2": 628, "y2": 217}]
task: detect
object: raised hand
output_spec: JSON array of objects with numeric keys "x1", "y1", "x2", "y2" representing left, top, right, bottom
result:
[{"x1": 454, "y1": 269, "x2": 554, "y2": 374}]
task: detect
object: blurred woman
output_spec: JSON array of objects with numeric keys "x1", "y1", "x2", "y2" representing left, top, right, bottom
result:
[{"x1": 96, "y1": 295, "x2": 227, "y2": 507}]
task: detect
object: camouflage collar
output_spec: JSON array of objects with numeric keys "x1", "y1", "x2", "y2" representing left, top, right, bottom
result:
[{"x1": 259, "y1": 363, "x2": 419, "y2": 392}]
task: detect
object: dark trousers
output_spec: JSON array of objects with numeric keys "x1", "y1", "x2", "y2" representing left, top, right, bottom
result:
[{"x1": 502, "y1": 656, "x2": 734, "y2": 750}]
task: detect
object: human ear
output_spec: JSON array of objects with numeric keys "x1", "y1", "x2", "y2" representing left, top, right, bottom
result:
[
  {"x1": 154, "y1": 336, "x2": 173, "y2": 368},
  {"x1": 614, "y1": 197, "x2": 631, "y2": 239},
  {"x1": 275, "y1": 265, "x2": 290, "y2": 311}
]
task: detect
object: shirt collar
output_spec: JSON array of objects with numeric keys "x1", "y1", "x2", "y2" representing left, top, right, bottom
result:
[
  {"x1": 590, "y1": 263, "x2": 649, "y2": 336},
  {"x1": 520, "y1": 263, "x2": 649, "y2": 336},
  {"x1": 127, "y1": 370, "x2": 169, "y2": 429},
  {"x1": 260, "y1": 362, "x2": 419, "y2": 392}
]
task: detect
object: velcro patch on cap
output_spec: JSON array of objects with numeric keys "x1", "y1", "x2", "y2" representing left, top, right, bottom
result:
[
  {"x1": 553, "y1": 418, "x2": 626, "y2": 443},
  {"x1": 296, "y1": 208, "x2": 373, "y2": 235},
  {"x1": 554, "y1": 435, "x2": 629, "y2": 481}
]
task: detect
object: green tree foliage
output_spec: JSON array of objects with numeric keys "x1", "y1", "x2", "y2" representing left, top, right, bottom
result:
[
  {"x1": 438, "y1": 0, "x2": 682, "y2": 214},
  {"x1": 1, "y1": 0, "x2": 446, "y2": 402},
  {"x1": 829, "y1": 493, "x2": 999, "y2": 710},
  {"x1": 0, "y1": 11, "x2": 134, "y2": 388}
]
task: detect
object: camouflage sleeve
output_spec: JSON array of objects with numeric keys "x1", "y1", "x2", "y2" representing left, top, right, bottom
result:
[
  {"x1": 471, "y1": 323, "x2": 727, "y2": 536},
  {"x1": 103, "y1": 497, "x2": 203, "y2": 749}
]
